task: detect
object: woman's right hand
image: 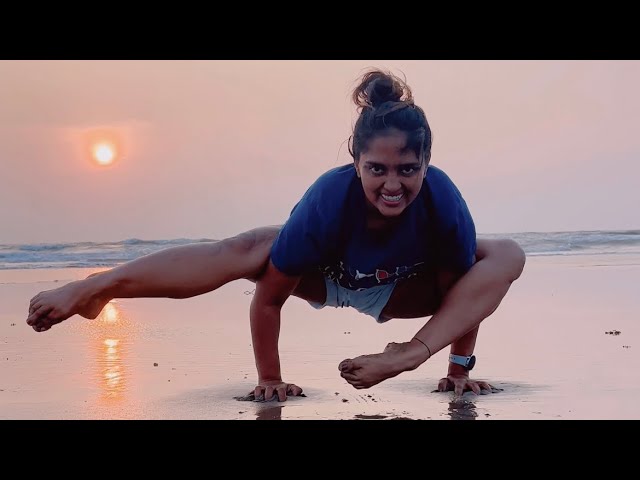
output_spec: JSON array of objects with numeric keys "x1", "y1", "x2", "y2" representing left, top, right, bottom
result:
[{"x1": 253, "y1": 380, "x2": 304, "y2": 402}]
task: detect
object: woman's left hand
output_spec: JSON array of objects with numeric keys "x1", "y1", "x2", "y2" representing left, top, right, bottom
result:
[{"x1": 437, "y1": 374, "x2": 494, "y2": 396}]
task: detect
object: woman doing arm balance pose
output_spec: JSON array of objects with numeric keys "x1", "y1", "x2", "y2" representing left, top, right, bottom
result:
[{"x1": 27, "y1": 69, "x2": 525, "y2": 401}]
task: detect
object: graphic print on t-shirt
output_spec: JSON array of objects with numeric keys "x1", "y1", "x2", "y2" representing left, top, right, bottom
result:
[{"x1": 321, "y1": 260, "x2": 426, "y2": 290}]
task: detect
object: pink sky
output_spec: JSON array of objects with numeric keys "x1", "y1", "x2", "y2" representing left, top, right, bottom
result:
[{"x1": 1, "y1": 60, "x2": 638, "y2": 244}]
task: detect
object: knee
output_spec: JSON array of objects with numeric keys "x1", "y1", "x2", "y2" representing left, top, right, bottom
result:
[
  {"x1": 495, "y1": 239, "x2": 526, "y2": 281},
  {"x1": 228, "y1": 226, "x2": 279, "y2": 255},
  {"x1": 228, "y1": 230, "x2": 259, "y2": 254},
  {"x1": 478, "y1": 238, "x2": 526, "y2": 281},
  {"x1": 227, "y1": 226, "x2": 281, "y2": 282}
]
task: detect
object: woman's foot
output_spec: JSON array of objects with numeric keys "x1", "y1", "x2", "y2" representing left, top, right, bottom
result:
[
  {"x1": 338, "y1": 341, "x2": 425, "y2": 389},
  {"x1": 26, "y1": 276, "x2": 110, "y2": 332}
]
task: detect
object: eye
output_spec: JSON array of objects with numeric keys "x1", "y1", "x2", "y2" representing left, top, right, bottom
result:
[
  {"x1": 368, "y1": 165, "x2": 384, "y2": 175},
  {"x1": 400, "y1": 167, "x2": 417, "y2": 175}
]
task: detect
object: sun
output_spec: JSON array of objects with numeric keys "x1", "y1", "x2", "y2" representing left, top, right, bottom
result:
[
  {"x1": 79, "y1": 128, "x2": 125, "y2": 168},
  {"x1": 92, "y1": 142, "x2": 116, "y2": 166}
]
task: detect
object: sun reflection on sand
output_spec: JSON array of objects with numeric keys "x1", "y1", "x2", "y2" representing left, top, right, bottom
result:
[
  {"x1": 102, "y1": 338, "x2": 122, "y2": 396},
  {"x1": 102, "y1": 302, "x2": 118, "y2": 324},
  {"x1": 93, "y1": 300, "x2": 130, "y2": 403}
]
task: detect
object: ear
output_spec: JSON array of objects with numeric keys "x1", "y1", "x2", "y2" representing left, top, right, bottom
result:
[{"x1": 354, "y1": 162, "x2": 361, "y2": 178}]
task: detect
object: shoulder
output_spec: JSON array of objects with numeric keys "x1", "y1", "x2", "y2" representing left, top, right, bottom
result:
[
  {"x1": 293, "y1": 164, "x2": 358, "y2": 211},
  {"x1": 422, "y1": 164, "x2": 474, "y2": 223},
  {"x1": 425, "y1": 165, "x2": 457, "y2": 188},
  {"x1": 423, "y1": 165, "x2": 465, "y2": 200},
  {"x1": 308, "y1": 164, "x2": 357, "y2": 195},
  {"x1": 271, "y1": 165, "x2": 356, "y2": 274}
]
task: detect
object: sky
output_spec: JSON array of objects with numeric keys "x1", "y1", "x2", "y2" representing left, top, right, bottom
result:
[{"x1": 1, "y1": 60, "x2": 638, "y2": 244}]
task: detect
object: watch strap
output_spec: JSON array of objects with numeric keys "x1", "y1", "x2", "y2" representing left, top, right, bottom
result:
[{"x1": 449, "y1": 353, "x2": 472, "y2": 367}]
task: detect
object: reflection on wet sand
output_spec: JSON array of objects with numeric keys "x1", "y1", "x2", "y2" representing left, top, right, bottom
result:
[
  {"x1": 101, "y1": 338, "x2": 124, "y2": 398},
  {"x1": 92, "y1": 301, "x2": 130, "y2": 405},
  {"x1": 447, "y1": 398, "x2": 478, "y2": 420},
  {"x1": 251, "y1": 395, "x2": 482, "y2": 420},
  {"x1": 256, "y1": 405, "x2": 284, "y2": 420}
]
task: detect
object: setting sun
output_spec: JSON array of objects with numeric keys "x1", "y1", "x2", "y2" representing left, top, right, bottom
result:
[
  {"x1": 93, "y1": 143, "x2": 116, "y2": 166},
  {"x1": 80, "y1": 129, "x2": 125, "y2": 168}
]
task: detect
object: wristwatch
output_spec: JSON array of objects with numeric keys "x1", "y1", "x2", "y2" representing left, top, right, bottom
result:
[{"x1": 449, "y1": 353, "x2": 476, "y2": 371}]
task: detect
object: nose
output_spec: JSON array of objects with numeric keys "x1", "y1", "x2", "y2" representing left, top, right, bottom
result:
[{"x1": 383, "y1": 174, "x2": 401, "y2": 193}]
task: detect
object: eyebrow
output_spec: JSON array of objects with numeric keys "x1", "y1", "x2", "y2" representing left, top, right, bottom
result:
[{"x1": 364, "y1": 161, "x2": 422, "y2": 168}]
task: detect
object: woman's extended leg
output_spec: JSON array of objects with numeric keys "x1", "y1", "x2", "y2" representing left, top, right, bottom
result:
[{"x1": 26, "y1": 226, "x2": 284, "y2": 331}]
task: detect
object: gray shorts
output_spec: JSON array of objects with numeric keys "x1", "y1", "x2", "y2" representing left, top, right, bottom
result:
[{"x1": 308, "y1": 276, "x2": 397, "y2": 323}]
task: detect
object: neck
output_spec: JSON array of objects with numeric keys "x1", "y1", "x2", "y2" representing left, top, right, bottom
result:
[{"x1": 365, "y1": 203, "x2": 400, "y2": 231}]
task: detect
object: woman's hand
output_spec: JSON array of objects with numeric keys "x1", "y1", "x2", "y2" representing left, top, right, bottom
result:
[
  {"x1": 437, "y1": 374, "x2": 494, "y2": 396},
  {"x1": 252, "y1": 380, "x2": 304, "y2": 402}
]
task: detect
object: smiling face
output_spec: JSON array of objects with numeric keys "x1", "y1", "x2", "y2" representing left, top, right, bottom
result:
[{"x1": 355, "y1": 128, "x2": 428, "y2": 223}]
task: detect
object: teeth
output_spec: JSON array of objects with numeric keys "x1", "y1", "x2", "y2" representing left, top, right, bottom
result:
[{"x1": 382, "y1": 193, "x2": 403, "y2": 202}]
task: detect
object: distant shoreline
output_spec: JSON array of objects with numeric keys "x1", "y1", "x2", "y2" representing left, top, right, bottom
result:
[{"x1": 2, "y1": 230, "x2": 640, "y2": 270}]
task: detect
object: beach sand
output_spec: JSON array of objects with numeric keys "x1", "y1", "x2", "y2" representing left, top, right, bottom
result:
[{"x1": 1, "y1": 254, "x2": 638, "y2": 420}]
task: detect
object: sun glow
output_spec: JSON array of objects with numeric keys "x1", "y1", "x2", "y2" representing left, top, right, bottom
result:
[
  {"x1": 93, "y1": 142, "x2": 116, "y2": 166},
  {"x1": 78, "y1": 128, "x2": 126, "y2": 168}
]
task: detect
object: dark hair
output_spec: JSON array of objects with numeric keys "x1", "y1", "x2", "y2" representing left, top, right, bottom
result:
[{"x1": 348, "y1": 69, "x2": 432, "y2": 165}]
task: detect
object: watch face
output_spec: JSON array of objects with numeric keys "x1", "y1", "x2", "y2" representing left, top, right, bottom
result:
[{"x1": 467, "y1": 355, "x2": 476, "y2": 371}]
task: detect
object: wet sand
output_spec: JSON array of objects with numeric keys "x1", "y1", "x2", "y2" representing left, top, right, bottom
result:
[{"x1": 1, "y1": 254, "x2": 638, "y2": 420}]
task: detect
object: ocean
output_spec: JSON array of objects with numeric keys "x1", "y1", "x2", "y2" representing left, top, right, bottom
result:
[{"x1": 1, "y1": 230, "x2": 639, "y2": 270}]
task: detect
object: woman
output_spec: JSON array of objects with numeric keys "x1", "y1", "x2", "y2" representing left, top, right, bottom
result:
[{"x1": 27, "y1": 69, "x2": 526, "y2": 401}]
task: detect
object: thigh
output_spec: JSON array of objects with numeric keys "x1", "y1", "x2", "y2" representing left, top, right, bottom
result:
[
  {"x1": 291, "y1": 269, "x2": 327, "y2": 305},
  {"x1": 379, "y1": 272, "x2": 442, "y2": 320},
  {"x1": 379, "y1": 265, "x2": 469, "y2": 320}
]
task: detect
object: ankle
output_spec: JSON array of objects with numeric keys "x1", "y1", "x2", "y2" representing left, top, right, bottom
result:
[
  {"x1": 403, "y1": 339, "x2": 432, "y2": 370},
  {"x1": 84, "y1": 271, "x2": 116, "y2": 301}
]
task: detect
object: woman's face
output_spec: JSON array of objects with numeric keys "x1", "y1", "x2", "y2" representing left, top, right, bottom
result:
[{"x1": 355, "y1": 129, "x2": 427, "y2": 219}]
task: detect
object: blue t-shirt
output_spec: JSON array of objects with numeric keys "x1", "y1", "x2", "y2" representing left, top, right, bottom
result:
[{"x1": 270, "y1": 164, "x2": 476, "y2": 290}]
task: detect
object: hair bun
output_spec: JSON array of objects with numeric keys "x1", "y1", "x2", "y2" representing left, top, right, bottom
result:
[
  {"x1": 352, "y1": 69, "x2": 413, "y2": 111},
  {"x1": 368, "y1": 77, "x2": 401, "y2": 106}
]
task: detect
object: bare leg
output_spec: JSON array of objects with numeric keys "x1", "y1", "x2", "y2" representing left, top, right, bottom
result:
[
  {"x1": 339, "y1": 238, "x2": 526, "y2": 389},
  {"x1": 26, "y1": 226, "x2": 283, "y2": 332}
]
